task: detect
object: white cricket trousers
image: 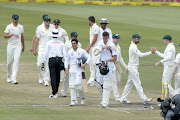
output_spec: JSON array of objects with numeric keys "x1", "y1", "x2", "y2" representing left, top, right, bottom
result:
[
  {"x1": 121, "y1": 66, "x2": 148, "y2": 101},
  {"x1": 69, "y1": 72, "x2": 86, "y2": 104},
  {"x1": 61, "y1": 73, "x2": 69, "y2": 93},
  {"x1": 7, "y1": 44, "x2": 21, "y2": 82},
  {"x1": 88, "y1": 47, "x2": 99, "y2": 83},
  {"x1": 111, "y1": 67, "x2": 121, "y2": 98},
  {"x1": 162, "y1": 66, "x2": 175, "y2": 97},
  {"x1": 37, "y1": 49, "x2": 50, "y2": 82},
  {"x1": 175, "y1": 72, "x2": 180, "y2": 95}
]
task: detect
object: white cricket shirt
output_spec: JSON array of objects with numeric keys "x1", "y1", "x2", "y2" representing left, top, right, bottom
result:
[
  {"x1": 43, "y1": 38, "x2": 66, "y2": 63},
  {"x1": 155, "y1": 43, "x2": 176, "y2": 67},
  {"x1": 65, "y1": 40, "x2": 82, "y2": 52},
  {"x1": 174, "y1": 53, "x2": 180, "y2": 72},
  {"x1": 128, "y1": 41, "x2": 152, "y2": 66},
  {"x1": 98, "y1": 40, "x2": 117, "y2": 68},
  {"x1": 4, "y1": 23, "x2": 24, "y2": 45},
  {"x1": 57, "y1": 26, "x2": 69, "y2": 43},
  {"x1": 65, "y1": 48, "x2": 91, "y2": 73},
  {"x1": 89, "y1": 23, "x2": 101, "y2": 47},
  {"x1": 100, "y1": 27, "x2": 112, "y2": 42}
]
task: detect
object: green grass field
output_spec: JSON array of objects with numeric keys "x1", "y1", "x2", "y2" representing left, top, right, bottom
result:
[{"x1": 0, "y1": 2, "x2": 180, "y2": 120}]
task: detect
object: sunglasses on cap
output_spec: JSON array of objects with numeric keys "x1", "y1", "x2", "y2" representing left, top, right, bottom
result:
[
  {"x1": 14, "y1": 18, "x2": 18, "y2": 20},
  {"x1": 114, "y1": 34, "x2": 119, "y2": 37}
]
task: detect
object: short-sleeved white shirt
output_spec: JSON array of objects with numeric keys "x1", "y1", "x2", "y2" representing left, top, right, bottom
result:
[
  {"x1": 4, "y1": 23, "x2": 24, "y2": 45},
  {"x1": 89, "y1": 23, "x2": 102, "y2": 47},
  {"x1": 57, "y1": 26, "x2": 69, "y2": 43},
  {"x1": 98, "y1": 40, "x2": 117, "y2": 68},
  {"x1": 65, "y1": 40, "x2": 82, "y2": 52},
  {"x1": 36, "y1": 25, "x2": 54, "y2": 49},
  {"x1": 35, "y1": 23, "x2": 54, "y2": 34},
  {"x1": 175, "y1": 53, "x2": 180, "y2": 72}
]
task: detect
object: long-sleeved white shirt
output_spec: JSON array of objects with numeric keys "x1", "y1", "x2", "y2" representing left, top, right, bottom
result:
[
  {"x1": 97, "y1": 40, "x2": 117, "y2": 68},
  {"x1": 128, "y1": 41, "x2": 152, "y2": 66},
  {"x1": 155, "y1": 43, "x2": 176, "y2": 66},
  {"x1": 90, "y1": 23, "x2": 102, "y2": 48},
  {"x1": 174, "y1": 53, "x2": 180, "y2": 72},
  {"x1": 43, "y1": 38, "x2": 66, "y2": 63},
  {"x1": 114, "y1": 43, "x2": 127, "y2": 68},
  {"x1": 65, "y1": 48, "x2": 91, "y2": 73},
  {"x1": 100, "y1": 27, "x2": 112, "y2": 43}
]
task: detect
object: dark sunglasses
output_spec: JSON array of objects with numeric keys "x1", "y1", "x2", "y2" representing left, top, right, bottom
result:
[
  {"x1": 55, "y1": 23, "x2": 59, "y2": 25},
  {"x1": 45, "y1": 20, "x2": 51, "y2": 22},
  {"x1": 14, "y1": 18, "x2": 19, "y2": 20},
  {"x1": 136, "y1": 38, "x2": 140, "y2": 40}
]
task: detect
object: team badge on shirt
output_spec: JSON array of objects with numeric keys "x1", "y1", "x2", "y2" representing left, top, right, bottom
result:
[{"x1": 78, "y1": 53, "x2": 80, "y2": 55}]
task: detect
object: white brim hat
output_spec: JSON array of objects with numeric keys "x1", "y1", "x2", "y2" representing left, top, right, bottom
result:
[
  {"x1": 49, "y1": 29, "x2": 62, "y2": 37},
  {"x1": 99, "y1": 18, "x2": 109, "y2": 24}
]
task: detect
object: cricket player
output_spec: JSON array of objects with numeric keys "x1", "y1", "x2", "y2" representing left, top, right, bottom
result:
[
  {"x1": 99, "y1": 18, "x2": 112, "y2": 42},
  {"x1": 86, "y1": 16, "x2": 102, "y2": 86},
  {"x1": 42, "y1": 29, "x2": 66, "y2": 98},
  {"x1": 111, "y1": 34, "x2": 127, "y2": 102},
  {"x1": 120, "y1": 34, "x2": 152, "y2": 104},
  {"x1": 30, "y1": 14, "x2": 48, "y2": 52},
  {"x1": 53, "y1": 19, "x2": 69, "y2": 83},
  {"x1": 171, "y1": 52, "x2": 180, "y2": 95},
  {"x1": 65, "y1": 39, "x2": 91, "y2": 106},
  {"x1": 61, "y1": 32, "x2": 82, "y2": 97},
  {"x1": 4, "y1": 14, "x2": 25, "y2": 84},
  {"x1": 33, "y1": 16, "x2": 54, "y2": 86},
  {"x1": 155, "y1": 35, "x2": 176, "y2": 97},
  {"x1": 94, "y1": 32, "x2": 117, "y2": 108}
]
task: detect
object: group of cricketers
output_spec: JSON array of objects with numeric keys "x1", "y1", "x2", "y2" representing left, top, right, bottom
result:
[{"x1": 4, "y1": 14, "x2": 180, "y2": 108}]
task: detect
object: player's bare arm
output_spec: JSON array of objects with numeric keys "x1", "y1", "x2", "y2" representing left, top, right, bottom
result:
[
  {"x1": 86, "y1": 34, "x2": 98, "y2": 53},
  {"x1": 32, "y1": 37, "x2": 39, "y2": 56},
  {"x1": 21, "y1": 33, "x2": 25, "y2": 53},
  {"x1": 30, "y1": 34, "x2": 36, "y2": 52},
  {"x1": 104, "y1": 55, "x2": 117, "y2": 65},
  {"x1": 4, "y1": 33, "x2": 19, "y2": 39}
]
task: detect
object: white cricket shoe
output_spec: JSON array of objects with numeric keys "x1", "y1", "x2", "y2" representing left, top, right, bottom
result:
[
  {"x1": 101, "y1": 103, "x2": 107, "y2": 108},
  {"x1": 120, "y1": 99, "x2": 131, "y2": 104},
  {"x1": 11, "y1": 81, "x2": 18, "y2": 84},
  {"x1": 49, "y1": 94, "x2": 58, "y2": 98},
  {"x1": 44, "y1": 81, "x2": 49, "y2": 86},
  {"x1": 61, "y1": 92, "x2": 67, "y2": 97},
  {"x1": 143, "y1": 98, "x2": 152, "y2": 104},
  {"x1": 39, "y1": 77, "x2": 43, "y2": 84},
  {"x1": 115, "y1": 97, "x2": 121, "y2": 102},
  {"x1": 70, "y1": 100, "x2": 78, "y2": 106},
  {"x1": 81, "y1": 98, "x2": 86, "y2": 105},
  {"x1": 7, "y1": 77, "x2": 12, "y2": 83}
]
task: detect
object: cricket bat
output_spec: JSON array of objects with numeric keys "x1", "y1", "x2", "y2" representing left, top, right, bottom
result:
[
  {"x1": 114, "y1": 62, "x2": 123, "y2": 74},
  {"x1": 82, "y1": 70, "x2": 88, "y2": 93}
]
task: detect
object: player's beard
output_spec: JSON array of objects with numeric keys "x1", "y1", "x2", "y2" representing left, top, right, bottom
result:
[{"x1": 135, "y1": 41, "x2": 139, "y2": 44}]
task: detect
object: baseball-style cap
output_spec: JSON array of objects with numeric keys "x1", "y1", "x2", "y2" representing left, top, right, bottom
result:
[
  {"x1": 71, "y1": 32, "x2": 78, "y2": 37},
  {"x1": 54, "y1": 19, "x2": 60, "y2": 24},
  {"x1": 112, "y1": 34, "x2": 120, "y2": 39},
  {"x1": 99, "y1": 18, "x2": 109, "y2": 24},
  {"x1": 132, "y1": 34, "x2": 141, "y2": 39},
  {"x1": 12, "y1": 14, "x2": 19, "y2": 19},
  {"x1": 163, "y1": 35, "x2": 172, "y2": 41},
  {"x1": 42, "y1": 14, "x2": 48, "y2": 20},
  {"x1": 44, "y1": 16, "x2": 51, "y2": 21}
]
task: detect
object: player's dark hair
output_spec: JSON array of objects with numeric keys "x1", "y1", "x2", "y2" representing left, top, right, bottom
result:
[
  {"x1": 71, "y1": 39, "x2": 78, "y2": 43},
  {"x1": 102, "y1": 32, "x2": 109, "y2": 37},
  {"x1": 88, "y1": 16, "x2": 95, "y2": 22}
]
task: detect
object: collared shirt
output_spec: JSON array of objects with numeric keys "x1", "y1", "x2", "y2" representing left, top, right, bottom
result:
[
  {"x1": 174, "y1": 53, "x2": 180, "y2": 72},
  {"x1": 100, "y1": 27, "x2": 112, "y2": 42},
  {"x1": 98, "y1": 40, "x2": 117, "y2": 68},
  {"x1": 56, "y1": 26, "x2": 69, "y2": 43},
  {"x1": 65, "y1": 48, "x2": 91, "y2": 73},
  {"x1": 155, "y1": 43, "x2": 176, "y2": 66},
  {"x1": 4, "y1": 23, "x2": 24, "y2": 45},
  {"x1": 36, "y1": 25, "x2": 54, "y2": 49},
  {"x1": 89, "y1": 23, "x2": 102, "y2": 47},
  {"x1": 128, "y1": 41, "x2": 152, "y2": 66},
  {"x1": 65, "y1": 39, "x2": 82, "y2": 52},
  {"x1": 43, "y1": 38, "x2": 66, "y2": 63},
  {"x1": 35, "y1": 23, "x2": 54, "y2": 34},
  {"x1": 114, "y1": 43, "x2": 127, "y2": 68}
]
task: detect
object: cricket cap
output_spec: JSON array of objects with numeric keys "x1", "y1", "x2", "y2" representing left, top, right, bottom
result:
[
  {"x1": 71, "y1": 32, "x2": 78, "y2": 37},
  {"x1": 112, "y1": 34, "x2": 120, "y2": 39},
  {"x1": 12, "y1": 14, "x2": 19, "y2": 19},
  {"x1": 163, "y1": 35, "x2": 172, "y2": 41},
  {"x1": 54, "y1": 19, "x2": 60, "y2": 24},
  {"x1": 132, "y1": 34, "x2": 141, "y2": 39}
]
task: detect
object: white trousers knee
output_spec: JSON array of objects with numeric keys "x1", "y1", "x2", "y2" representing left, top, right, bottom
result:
[
  {"x1": 175, "y1": 72, "x2": 180, "y2": 95},
  {"x1": 37, "y1": 52, "x2": 50, "y2": 82},
  {"x1": 162, "y1": 66, "x2": 175, "y2": 97},
  {"x1": 61, "y1": 73, "x2": 69, "y2": 93},
  {"x1": 7, "y1": 44, "x2": 21, "y2": 82},
  {"x1": 121, "y1": 66, "x2": 147, "y2": 101}
]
